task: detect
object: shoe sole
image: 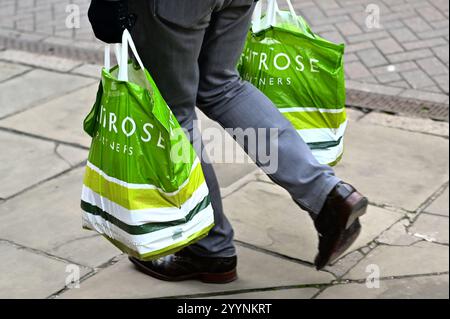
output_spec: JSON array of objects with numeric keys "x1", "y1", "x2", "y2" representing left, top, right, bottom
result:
[
  {"x1": 315, "y1": 193, "x2": 369, "y2": 270},
  {"x1": 328, "y1": 223, "x2": 362, "y2": 265},
  {"x1": 129, "y1": 257, "x2": 238, "y2": 284},
  {"x1": 315, "y1": 223, "x2": 362, "y2": 270}
]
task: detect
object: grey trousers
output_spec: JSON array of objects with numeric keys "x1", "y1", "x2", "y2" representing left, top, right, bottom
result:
[{"x1": 129, "y1": 0, "x2": 341, "y2": 257}]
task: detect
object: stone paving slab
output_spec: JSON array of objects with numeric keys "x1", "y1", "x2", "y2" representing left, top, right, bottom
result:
[
  {"x1": 50, "y1": 235, "x2": 120, "y2": 269},
  {"x1": 344, "y1": 241, "x2": 449, "y2": 280},
  {"x1": 0, "y1": 69, "x2": 93, "y2": 119},
  {"x1": 425, "y1": 187, "x2": 449, "y2": 217},
  {"x1": 197, "y1": 109, "x2": 257, "y2": 189},
  {"x1": 56, "y1": 144, "x2": 88, "y2": 167},
  {"x1": 71, "y1": 63, "x2": 102, "y2": 79},
  {"x1": 0, "y1": 130, "x2": 73, "y2": 199},
  {"x1": 0, "y1": 61, "x2": 30, "y2": 82},
  {"x1": 0, "y1": 241, "x2": 90, "y2": 299},
  {"x1": 325, "y1": 251, "x2": 365, "y2": 278},
  {"x1": 376, "y1": 219, "x2": 421, "y2": 247},
  {"x1": 349, "y1": 206, "x2": 403, "y2": 251},
  {"x1": 0, "y1": 168, "x2": 121, "y2": 268},
  {"x1": 334, "y1": 118, "x2": 449, "y2": 211},
  {"x1": 0, "y1": 55, "x2": 447, "y2": 298},
  {"x1": 212, "y1": 163, "x2": 257, "y2": 189},
  {"x1": 224, "y1": 181, "x2": 316, "y2": 262},
  {"x1": 409, "y1": 214, "x2": 449, "y2": 244},
  {"x1": 399, "y1": 88, "x2": 450, "y2": 105},
  {"x1": 0, "y1": 83, "x2": 98, "y2": 147},
  {"x1": 316, "y1": 275, "x2": 449, "y2": 299},
  {"x1": 0, "y1": 49, "x2": 83, "y2": 72},
  {"x1": 59, "y1": 245, "x2": 334, "y2": 299},
  {"x1": 40, "y1": 34, "x2": 104, "y2": 49},
  {"x1": 360, "y1": 112, "x2": 449, "y2": 137},
  {"x1": 223, "y1": 181, "x2": 402, "y2": 264}
]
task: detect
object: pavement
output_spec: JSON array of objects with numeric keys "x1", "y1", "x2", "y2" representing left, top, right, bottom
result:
[
  {"x1": 0, "y1": 49, "x2": 448, "y2": 299},
  {"x1": 0, "y1": 0, "x2": 449, "y2": 300},
  {"x1": 0, "y1": 0, "x2": 448, "y2": 107}
]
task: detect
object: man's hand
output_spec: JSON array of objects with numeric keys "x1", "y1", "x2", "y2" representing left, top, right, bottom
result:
[{"x1": 88, "y1": 0, "x2": 136, "y2": 43}]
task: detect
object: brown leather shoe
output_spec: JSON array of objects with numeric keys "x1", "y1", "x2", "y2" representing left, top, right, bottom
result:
[
  {"x1": 314, "y1": 182, "x2": 368, "y2": 270},
  {"x1": 129, "y1": 248, "x2": 238, "y2": 284}
]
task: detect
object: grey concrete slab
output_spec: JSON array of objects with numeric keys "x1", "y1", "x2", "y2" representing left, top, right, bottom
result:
[
  {"x1": 0, "y1": 84, "x2": 98, "y2": 147},
  {"x1": 317, "y1": 275, "x2": 449, "y2": 299},
  {"x1": 399, "y1": 89, "x2": 449, "y2": 104},
  {"x1": 0, "y1": 50, "x2": 82, "y2": 72},
  {"x1": 0, "y1": 131, "x2": 72, "y2": 199},
  {"x1": 213, "y1": 163, "x2": 257, "y2": 189},
  {"x1": 203, "y1": 134, "x2": 254, "y2": 167},
  {"x1": 202, "y1": 288, "x2": 318, "y2": 299},
  {"x1": 0, "y1": 61, "x2": 30, "y2": 82},
  {"x1": 344, "y1": 241, "x2": 449, "y2": 280},
  {"x1": 196, "y1": 109, "x2": 256, "y2": 189},
  {"x1": 425, "y1": 187, "x2": 449, "y2": 216},
  {"x1": 376, "y1": 220, "x2": 421, "y2": 246},
  {"x1": 0, "y1": 242, "x2": 90, "y2": 299},
  {"x1": 71, "y1": 64, "x2": 102, "y2": 79},
  {"x1": 349, "y1": 206, "x2": 403, "y2": 251},
  {"x1": 346, "y1": 80, "x2": 404, "y2": 96},
  {"x1": 325, "y1": 251, "x2": 365, "y2": 278},
  {"x1": 410, "y1": 214, "x2": 449, "y2": 244},
  {"x1": 223, "y1": 181, "x2": 402, "y2": 263},
  {"x1": 335, "y1": 120, "x2": 449, "y2": 211},
  {"x1": 224, "y1": 181, "x2": 317, "y2": 262},
  {"x1": 55, "y1": 144, "x2": 88, "y2": 167},
  {"x1": 0, "y1": 69, "x2": 94, "y2": 119},
  {"x1": 51, "y1": 235, "x2": 122, "y2": 269},
  {"x1": 346, "y1": 108, "x2": 366, "y2": 121},
  {"x1": 59, "y1": 245, "x2": 334, "y2": 299},
  {"x1": 0, "y1": 168, "x2": 121, "y2": 268},
  {"x1": 360, "y1": 112, "x2": 449, "y2": 137},
  {"x1": 198, "y1": 113, "x2": 253, "y2": 165}
]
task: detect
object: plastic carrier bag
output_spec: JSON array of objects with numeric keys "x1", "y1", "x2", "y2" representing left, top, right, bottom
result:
[
  {"x1": 239, "y1": 0, "x2": 347, "y2": 166},
  {"x1": 81, "y1": 30, "x2": 214, "y2": 261}
]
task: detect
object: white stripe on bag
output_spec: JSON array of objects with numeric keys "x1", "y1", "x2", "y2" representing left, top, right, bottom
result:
[
  {"x1": 279, "y1": 107, "x2": 346, "y2": 114},
  {"x1": 312, "y1": 142, "x2": 345, "y2": 165},
  {"x1": 82, "y1": 204, "x2": 214, "y2": 255},
  {"x1": 81, "y1": 182, "x2": 210, "y2": 225},
  {"x1": 296, "y1": 120, "x2": 348, "y2": 144}
]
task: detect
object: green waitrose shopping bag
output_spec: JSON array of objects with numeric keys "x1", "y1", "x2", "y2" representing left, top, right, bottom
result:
[
  {"x1": 81, "y1": 30, "x2": 214, "y2": 261},
  {"x1": 239, "y1": 0, "x2": 347, "y2": 166}
]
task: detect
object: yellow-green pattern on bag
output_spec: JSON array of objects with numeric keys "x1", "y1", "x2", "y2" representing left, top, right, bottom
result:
[{"x1": 81, "y1": 31, "x2": 214, "y2": 261}]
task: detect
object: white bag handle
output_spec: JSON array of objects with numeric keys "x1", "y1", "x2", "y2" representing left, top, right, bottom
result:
[
  {"x1": 104, "y1": 43, "x2": 122, "y2": 72},
  {"x1": 118, "y1": 29, "x2": 145, "y2": 82},
  {"x1": 267, "y1": 0, "x2": 278, "y2": 26},
  {"x1": 252, "y1": 0, "x2": 263, "y2": 32},
  {"x1": 284, "y1": 0, "x2": 297, "y2": 19},
  {"x1": 252, "y1": 0, "x2": 299, "y2": 32},
  {"x1": 103, "y1": 29, "x2": 146, "y2": 82}
]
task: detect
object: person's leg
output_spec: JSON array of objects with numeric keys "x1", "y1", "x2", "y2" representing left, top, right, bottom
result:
[
  {"x1": 188, "y1": 124, "x2": 236, "y2": 257},
  {"x1": 196, "y1": 0, "x2": 368, "y2": 270},
  {"x1": 129, "y1": 0, "x2": 236, "y2": 257},
  {"x1": 127, "y1": 0, "x2": 368, "y2": 274},
  {"x1": 196, "y1": 0, "x2": 340, "y2": 217}
]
